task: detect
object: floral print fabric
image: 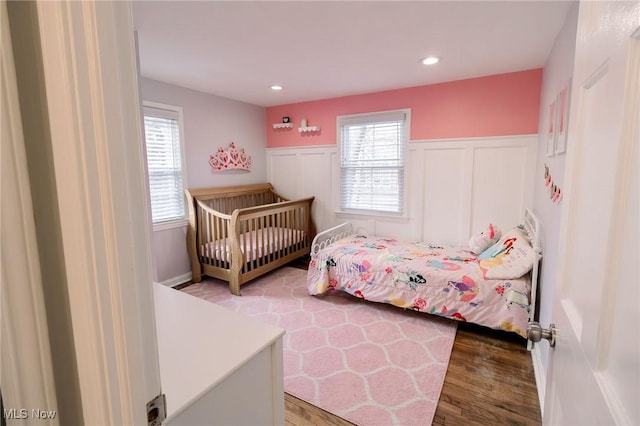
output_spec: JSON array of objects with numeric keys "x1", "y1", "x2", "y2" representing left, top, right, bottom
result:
[{"x1": 307, "y1": 235, "x2": 532, "y2": 337}]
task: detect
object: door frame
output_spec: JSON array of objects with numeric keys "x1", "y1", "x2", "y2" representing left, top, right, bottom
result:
[
  {"x1": 32, "y1": 1, "x2": 161, "y2": 424},
  {"x1": 1, "y1": 1, "x2": 58, "y2": 420}
]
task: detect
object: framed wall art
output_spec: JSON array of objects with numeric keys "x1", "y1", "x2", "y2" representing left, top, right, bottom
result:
[
  {"x1": 555, "y1": 81, "x2": 571, "y2": 155},
  {"x1": 546, "y1": 97, "x2": 558, "y2": 157}
]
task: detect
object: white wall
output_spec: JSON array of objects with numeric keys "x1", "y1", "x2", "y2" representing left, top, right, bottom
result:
[
  {"x1": 530, "y1": 2, "x2": 579, "y2": 407},
  {"x1": 268, "y1": 134, "x2": 537, "y2": 245},
  {"x1": 140, "y1": 78, "x2": 267, "y2": 284}
]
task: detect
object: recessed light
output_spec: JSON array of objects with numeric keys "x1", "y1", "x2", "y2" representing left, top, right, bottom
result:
[
  {"x1": 270, "y1": 85, "x2": 284, "y2": 91},
  {"x1": 420, "y1": 56, "x2": 440, "y2": 66}
]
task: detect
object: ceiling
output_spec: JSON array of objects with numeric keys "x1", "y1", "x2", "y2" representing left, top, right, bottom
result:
[{"x1": 133, "y1": 1, "x2": 573, "y2": 107}]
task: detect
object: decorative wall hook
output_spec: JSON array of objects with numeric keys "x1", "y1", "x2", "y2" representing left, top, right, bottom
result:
[{"x1": 210, "y1": 142, "x2": 252, "y2": 174}]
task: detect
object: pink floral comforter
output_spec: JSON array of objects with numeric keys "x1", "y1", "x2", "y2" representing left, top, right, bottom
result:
[{"x1": 307, "y1": 235, "x2": 531, "y2": 337}]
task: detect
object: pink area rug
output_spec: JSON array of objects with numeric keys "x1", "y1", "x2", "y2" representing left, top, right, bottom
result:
[{"x1": 183, "y1": 267, "x2": 457, "y2": 425}]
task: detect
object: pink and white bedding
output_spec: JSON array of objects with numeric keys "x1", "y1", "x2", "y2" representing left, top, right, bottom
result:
[{"x1": 307, "y1": 234, "x2": 532, "y2": 337}]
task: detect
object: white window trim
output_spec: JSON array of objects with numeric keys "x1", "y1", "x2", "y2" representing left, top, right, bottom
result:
[
  {"x1": 334, "y1": 209, "x2": 411, "y2": 223},
  {"x1": 142, "y1": 100, "x2": 188, "y2": 231},
  {"x1": 336, "y1": 108, "x2": 411, "y2": 220},
  {"x1": 152, "y1": 218, "x2": 189, "y2": 231}
]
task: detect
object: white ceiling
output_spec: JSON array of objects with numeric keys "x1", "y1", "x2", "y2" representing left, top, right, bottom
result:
[{"x1": 133, "y1": 1, "x2": 573, "y2": 107}]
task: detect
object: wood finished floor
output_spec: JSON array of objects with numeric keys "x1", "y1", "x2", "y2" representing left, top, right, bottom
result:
[{"x1": 285, "y1": 322, "x2": 541, "y2": 425}]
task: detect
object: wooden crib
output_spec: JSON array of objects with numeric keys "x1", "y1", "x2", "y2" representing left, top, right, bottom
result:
[{"x1": 185, "y1": 183, "x2": 314, "y2": 295}]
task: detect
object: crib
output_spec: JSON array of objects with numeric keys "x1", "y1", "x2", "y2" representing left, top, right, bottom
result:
[{"x1": 185, "y1": 183, "x2": 314, "y2": 295}]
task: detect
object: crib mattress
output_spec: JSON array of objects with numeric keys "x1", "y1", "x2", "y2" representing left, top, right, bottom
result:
[{"x1": 200, "y1": 227, "x2": 306, "y2": 263}]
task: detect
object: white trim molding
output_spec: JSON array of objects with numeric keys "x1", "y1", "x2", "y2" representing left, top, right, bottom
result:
[
  {"x1": 153, "y1": 219, "x2": 189, "y2": 232},
  {"x1": 1, "y1": 2, "x2": 59, "y2": 421},
  {"x1": 530, "y1": 345, "x2": 546, "y2": 416},
  {"x1": 158, "y1": 272, "x2": 193, "y2": 288},
  {"x1": 35, "y1": 1, "x2": 161, "y2": 424}
]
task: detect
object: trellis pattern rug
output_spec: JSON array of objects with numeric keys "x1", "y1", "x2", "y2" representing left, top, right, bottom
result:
[{"x1": 183, "y1": 267, "x2": 457, "y2": 425}]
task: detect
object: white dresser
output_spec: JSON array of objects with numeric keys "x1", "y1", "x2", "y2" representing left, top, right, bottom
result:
[{"x1": 153, "y1": 284, "x2": 285, "y2": 425}]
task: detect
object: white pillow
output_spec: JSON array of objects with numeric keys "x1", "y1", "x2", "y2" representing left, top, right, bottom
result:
[
  {"x1": 468, "y1": 223, "x2": 501, "y2": 254},
  {"x1": 478, "y1": 227, "x2": 536, "y2": 279}
]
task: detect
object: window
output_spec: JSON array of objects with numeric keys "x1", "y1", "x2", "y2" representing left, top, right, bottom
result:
[
  {"x1": 143, "y1": 102, "x2": 187, "y2": 227},
  {"x1": 339, "y1": 109, "x2": 409, "y2": 215}
]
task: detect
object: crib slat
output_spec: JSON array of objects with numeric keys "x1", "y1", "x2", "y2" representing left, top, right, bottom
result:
[
  {"x1": 298, "y1": 206, "x2": 303, "y2": 249},
  {"x1": 222, "y1": 214, "x2": 228, "y2": 268},
  {"x1": 258, "y1": 216, "x2": 264, "y2": 267},
  {"x1": 214, "y1": 213, "x2": 220, "y2": 268},
  {"x1": 267, "y1": 213, "x2": 273, "y2": 263},
  {"x1": 278, "y1": 211, "x2": 282, "y2": 259},
  {"x1": 202, "y1": 203, "x2": 207, "y2": 265},
  {"x1": 257, "y1": 216, "x2": 262, "y2": 267},
  {"x1": 201, "y1": 203, "x2": 206, "y2": 265},
  {"x1": 248, "y1": 218, "x2": 255, "y2": 271},
  {"x1": 248, "y1": 218, "x2": 254, "y2": 267},
  {"x1": 294, "y1": 207, "x2": 300, "y2": 251},
  {"x1": 247, "y1": 218, "x2": 253, "y2": 271},
  {"x1": 300, "y1": 206, "x2": 305, "y2": 249},
  {"x1": 288, "y1": 209, "x2": 293, "y2": 255},
  {"x1": 212, "y1": 210, "x2": 218, "y2": 266},
  {"x1": 214, "y1": 213, "x2": 219, "y2": 267},
  {"x1": 196, "y1": 204, "x2": 202, "y2": 262},
  {"x1": 207, "y1": 202, "x2": 213, "y2": 265},
  {"x1": 244, "y1": 219, "x2": 249, "y2": 273},
  {"x1": 293, "y1": 207, "x2": 298, "y2": 252},
  {"x1": 223, "y1": 214, "x2": 228, "y2": 268},
  {"x1": 257, "y1": 216, "x2": 263, "y2": 268}
]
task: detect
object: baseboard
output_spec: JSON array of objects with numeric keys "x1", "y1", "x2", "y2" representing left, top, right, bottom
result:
[
  {"x1": 530, "y1": 345, "x2": 546, "y2": 416},
  {"x1": 159, "y1": 272, "x2": 192, "y2": 288}
]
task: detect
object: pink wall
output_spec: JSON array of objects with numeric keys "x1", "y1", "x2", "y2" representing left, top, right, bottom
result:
[{"x1": 266, "y1": 69, "x2": 542, "y2": 147}]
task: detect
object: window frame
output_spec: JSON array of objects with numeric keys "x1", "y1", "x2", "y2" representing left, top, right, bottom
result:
[
  {"x1": 336, "y1": 108, "x2": 411, "y2": 220},
  {"x1": 142, "y1": 100, "x2": 189, "y2": 231}
]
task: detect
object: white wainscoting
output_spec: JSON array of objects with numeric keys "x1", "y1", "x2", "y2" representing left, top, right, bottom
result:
[{"x1": 267, "y1": 134, "x2": 537, "y2": 245}]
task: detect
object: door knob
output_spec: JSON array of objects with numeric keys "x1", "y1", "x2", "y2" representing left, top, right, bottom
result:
[{"x1": 527, "y1": 321, "x2": 556, "y2": 347}]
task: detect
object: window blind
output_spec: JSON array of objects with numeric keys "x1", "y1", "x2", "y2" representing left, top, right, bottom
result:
[
  {"x1": 340, "y1": 112, "x2": 406, "y2": 214},
  {"x1": 143, "y1": 106, "x2": 186, "y2": 224}
]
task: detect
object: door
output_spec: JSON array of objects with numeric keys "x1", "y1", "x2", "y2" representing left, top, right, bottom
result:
[
  {"x1": 541, "y1": 2, "x2": 640, "y2": 425},
  {"x1": 27, "y1": 1, "x2": 163, "y2": 424}
]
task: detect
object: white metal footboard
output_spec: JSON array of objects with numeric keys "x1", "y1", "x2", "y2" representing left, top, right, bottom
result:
[
  {"x1": 523, "y1": 208, "x2": 542, "y2": 351},
  {"x1": 310, "y1": 223, "x2": 353, "y2": 256}
]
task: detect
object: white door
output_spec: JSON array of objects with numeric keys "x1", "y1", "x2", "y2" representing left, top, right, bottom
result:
[{"x1": 540, "y1": 2, "x2": 640, "y2": 425}]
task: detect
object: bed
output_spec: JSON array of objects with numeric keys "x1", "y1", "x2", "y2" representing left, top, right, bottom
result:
[
  {"x1": 307, "y1": 209, "x2": 541, "y2": 343},
  {"x1": 186, "y1": 183, "x2": 314, "y2": 295}
]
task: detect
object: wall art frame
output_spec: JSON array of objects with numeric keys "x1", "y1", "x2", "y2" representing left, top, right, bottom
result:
[
  {"x1": 546, "y1": 97, "x2": 558, "y2": 157},
  {"x1": 555, "y1": 80, "x2": 571, "y2": 155}
]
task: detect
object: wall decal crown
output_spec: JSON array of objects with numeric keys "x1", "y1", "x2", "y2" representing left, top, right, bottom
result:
[{"x1": 210, "y1": 142, "x2": 252, "y2": 173}]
